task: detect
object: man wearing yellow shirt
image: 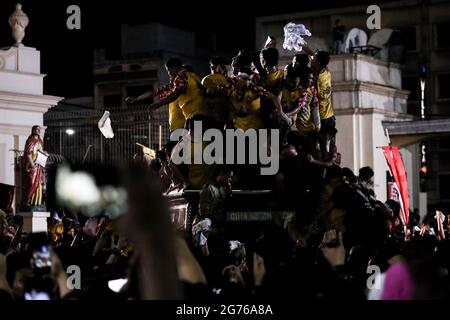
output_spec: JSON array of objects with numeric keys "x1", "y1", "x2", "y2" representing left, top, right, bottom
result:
[
  {"x1": 259, "y1": 47, "x2": 285, "y2": 129},
  {"x1": 168, "y1": 99, "x2": 185, "y2": 132},
  {"x1": 126, "y1": 58, "x2": 210, "y2": 126},
  {"x1": 201, "y1": 56, "x2": 231, "y2": 128},
  {"x1": 312, "y1": 51, "x2": 337, "y2": 153},
  {"x1": 281, "y1": 65, "x2": 319, "y2": 146},
  {"x1": 292, "y1": 67, "x2": 320, "y2": 137},
  {"x1": 218, "y1": 67, "x2": 289, "y2": 131}
]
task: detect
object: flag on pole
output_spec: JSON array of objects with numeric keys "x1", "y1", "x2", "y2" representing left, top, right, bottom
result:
[{"x1": 382, "y1": 146, "x2": 410, "y2": 225}]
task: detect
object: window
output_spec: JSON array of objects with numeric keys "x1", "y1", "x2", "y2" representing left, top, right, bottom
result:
[
  {"x1": 439, "y1": 174, "x2": 450, "y2": 199},
  {"x1": 103, "y1": 94, "x2": 122, "y2": 107},
  {"x1": 437, "y1": 74, "x2": 450, "y2": 99},
  {"x1": 438, "y1": 152, "x2": 450, "y2": 172},
  {"x1": 396, "y1": 26, "x2": 416, "y2": 51},
  {"x1": 402, "y1": 76, "x2": 418, "y2": 101},
  {"x1": 436, "y1": 23, "x2": 450, "y2": 49},
  {"x1": 439, "y1": 137, "x2": 450, "y2": 150}
]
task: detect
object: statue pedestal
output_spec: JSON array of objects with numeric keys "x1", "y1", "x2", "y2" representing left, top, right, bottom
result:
[{"x1": 19, "y1": 211, "x2": 50, "y2": 233}]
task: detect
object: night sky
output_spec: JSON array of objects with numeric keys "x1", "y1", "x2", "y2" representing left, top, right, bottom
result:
[{"x1": 0, "y1": 0, "x2": 395, "y2": 98}]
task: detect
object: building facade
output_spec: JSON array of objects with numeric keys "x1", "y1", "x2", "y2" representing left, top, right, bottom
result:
[{"x1": 0, "y1": 5, "x2": 62, "y2": 195}]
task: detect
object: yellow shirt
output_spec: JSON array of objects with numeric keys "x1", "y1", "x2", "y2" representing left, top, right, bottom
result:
[
  {"x1": 263, "y1": 70, "x2": 285, "y2": 94},
  {"x1": 295, "y1": 88, "x2": 316, "y2": 135},
  {"x1": 201, "y1": 73, "x2": 228, "y2": 89},
  {"x1": 229, "y1": 90, "x2": 264, "y2": 131},
  {"x1": 168, "y1": 99, "x2": 185, "y2": 132},
  {"x1": 177, "y1": 72, "x2": 209, "y2": 119},
  {"x1": 281, "y1": 88, "x2": 300, "y2": 124},
  {"x1": 317, "y1": 69, "x2": 334, "y2": 120},
  {"x1": 201, "y1": 74, "x2": 230, "y2": 123},
  {"x1": 187, "y1": 140, "x2": 215, "y2": 189}
]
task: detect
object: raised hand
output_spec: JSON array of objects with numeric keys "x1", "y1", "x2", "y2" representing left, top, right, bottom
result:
[
  {"x1": 253, "y1": 253, "x2": 266, "y2": 286},
  {"x1": 320, "y1": 229, "x2": 346, "y2": 267},
  {"x1": 119, "y1": 163, "x2": 182, "y2": 299},
  {"x1": 125, "y1": 96, "x2": 136, "y2": 104}
]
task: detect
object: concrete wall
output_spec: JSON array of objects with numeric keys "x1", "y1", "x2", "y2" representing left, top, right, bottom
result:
[
  {"x1": 0, "y1": 46, "x2": 62, "y2": 192},
  {"x1": 331, "y1": 54, "x2": 420, "y2": 205},
  {"x1": 255, "y1": 0, "x2": 450, "y2": 209},
  {"x1": 0, "y1": 46, "x2": 44, "y2": 95}
]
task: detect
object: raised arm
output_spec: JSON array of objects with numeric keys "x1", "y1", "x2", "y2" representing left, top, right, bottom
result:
[
  {"x1": 267, "y1": 91, "x2": 291, "y2": 125},
  {"x1": 149, "y1": 87, "x2": 184, "y2": 110},
  {"x1": 125, "y1": 90, "x2": 156, "y2": 104},
  {"x1": 120, "y1": 163, "x2": 182, "y2": 299},
  {"x1": 286, "y1": 90, "x2": 309, "y2": 117},
  {"x1": 149, "y1": 72, "x2": 188, "y2": 110},
  {"x1": 301, "y1": 45, "x2": 316, "y2": 58},
  {"x1": 253, "y1": 83, "x2": 291, "y2": 125}
]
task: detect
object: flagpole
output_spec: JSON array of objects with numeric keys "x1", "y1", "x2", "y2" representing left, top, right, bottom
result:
[
  {"x1": 159, "y1": 125, "x2": 162, "y2": 150},
  {"x1": 385, "y1": 128, "x2": 394, "y2": 158}
]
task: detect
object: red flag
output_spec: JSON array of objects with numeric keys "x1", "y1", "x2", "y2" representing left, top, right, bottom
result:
[{"x1": 382, "y1": 146, "x2": 410, "y2": 225}]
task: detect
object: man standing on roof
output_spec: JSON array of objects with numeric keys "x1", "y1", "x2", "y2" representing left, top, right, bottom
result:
[{"x1": 126, "y1": 58, "x2": 210, "y2": 129}]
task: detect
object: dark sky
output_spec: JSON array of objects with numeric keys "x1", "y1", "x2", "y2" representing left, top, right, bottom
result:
[{"x1": 0, "y1": 0, "x2": 396, "y2": 98}]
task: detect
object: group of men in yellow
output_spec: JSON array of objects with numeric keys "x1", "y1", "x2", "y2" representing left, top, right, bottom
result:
[{"x1": 126, "y1": 46, "x2": 337, "y2": 189}]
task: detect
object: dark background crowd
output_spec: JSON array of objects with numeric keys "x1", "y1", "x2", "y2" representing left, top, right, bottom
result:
[{"x1": 1, "y1": 157, "x2": 449, "y2": 300}]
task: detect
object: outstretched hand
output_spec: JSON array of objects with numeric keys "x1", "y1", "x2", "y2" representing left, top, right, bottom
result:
[{"x1": 125, "y1": 96, "x2": 136, "y2": 104}]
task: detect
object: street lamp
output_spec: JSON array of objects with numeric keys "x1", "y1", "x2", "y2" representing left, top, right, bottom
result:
[{"x1": 66, "y1": 129, "x2": 75, "y2": 135}]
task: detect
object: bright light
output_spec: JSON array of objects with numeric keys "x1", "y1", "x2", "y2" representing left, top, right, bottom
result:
[
  {"x1": 66, "y1": 129, "x2": 75, "y2": 135},
  {"x1": 108, "y1": 279, "x2": 128, "y2": 293}
]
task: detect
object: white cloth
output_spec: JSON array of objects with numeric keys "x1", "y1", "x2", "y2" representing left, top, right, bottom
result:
[
  {"x1": 229, "y1": 240, "x2": 242, "y2": 252},
  {"x1": 98, "y1": 111, "x2": 114, "y2": 138},
  {"x1": 283, "y1": 23, "x2": 312, "y2": 52},
  {"x1": 192, "y1": 218, "x2": 212, "y2": 235}
]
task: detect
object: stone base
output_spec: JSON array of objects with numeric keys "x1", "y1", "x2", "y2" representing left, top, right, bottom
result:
[{"x1": 18, "y1": 211, "x2": 50, "y2": 233}]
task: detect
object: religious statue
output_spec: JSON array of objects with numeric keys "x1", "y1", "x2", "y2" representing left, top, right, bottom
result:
[{"x1": 24, "y1": 125, "x2": 47, "y2": 207}]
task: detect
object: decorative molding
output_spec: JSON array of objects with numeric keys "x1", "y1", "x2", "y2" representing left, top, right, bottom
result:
[
  {"x1": 0, "y1": 47, "x2": 16, "y2": 70},
  {"x1": 383, "y1": 119, "x2": 450, "y2": 135},
  {"x1": 0, "y1": 123, "x2": 43, "y2": 136},
  {"x1": 0, "y1": 91, "x2": 63, "y2": 113},
  {"x1": 0, "y1": 68, "x2": 45, "y2": 78},
  {"x1": 0, "y1": 47, "x2": 15, "y2": 55},
  {"x1": 0, "y1": 91, "x2": 62, "y2": 104},
  {"x1": 335, "y1": 107, "x2": 416, "y2": 119},
  {"x1": 331, "y1": 53, "x2": 401, "y2": 70},
  {"x1": 333, "y1": 80, "x2": 410, "y2": 99}
]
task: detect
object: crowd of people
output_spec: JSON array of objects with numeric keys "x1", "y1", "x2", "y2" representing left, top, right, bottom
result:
[
  {"x1": 0, "y1": 43, "x2": 449, "y2": 301},
  {"x1": 129, "y1": 42, "x2": 338, "y2": 192}
]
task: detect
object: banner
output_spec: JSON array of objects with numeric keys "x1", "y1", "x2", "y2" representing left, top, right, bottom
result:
[
  {"x1": 387, "y1": 180, "x2": 400, "y2": 203},
  {"x1": 382, "y1": 146, "x2": 410, "y2": 225}
]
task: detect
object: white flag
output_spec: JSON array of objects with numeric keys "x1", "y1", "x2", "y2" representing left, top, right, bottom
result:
[{"x1": 98, "y1": 111, "x2": 114, "y2": 138}]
